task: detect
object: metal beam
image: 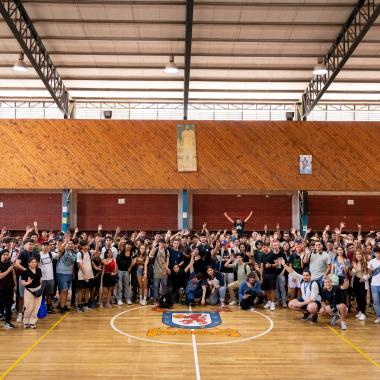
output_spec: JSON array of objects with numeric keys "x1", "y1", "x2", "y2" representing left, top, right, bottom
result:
[
  {"x1": 299, "y1": 0, "x2": 380, "y2": 120},
  {"x1": 0, "y1": 0, "x2": 69, "y2": 117},
  {"x1": 20, "y1": 0, "x2": 357, "y2": 7},
  {"x1": 183, "y1": 0, "x2": 193, "y2": 120}
]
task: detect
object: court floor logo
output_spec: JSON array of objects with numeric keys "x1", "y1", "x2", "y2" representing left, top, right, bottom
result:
[{"x1": 162, "y1": 311, "x2": 221, "y2": 329}]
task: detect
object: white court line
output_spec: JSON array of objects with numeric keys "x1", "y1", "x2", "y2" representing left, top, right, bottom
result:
[
  {"x1": 110, "y1": 306, "x2": 274, "y2": 346},
  {"x1": 189, "y1": 305, "x2": 201, "y2": 380}
]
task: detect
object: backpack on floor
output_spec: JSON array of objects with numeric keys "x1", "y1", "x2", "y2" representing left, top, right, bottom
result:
[{"x1": 159, "y1": 292, "x2": 173, "y2": 309}]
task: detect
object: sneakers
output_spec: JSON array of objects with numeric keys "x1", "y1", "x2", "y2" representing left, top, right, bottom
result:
[
  {"x1": 105, "y1": 303, "x2": 112, "y2": 308},
  {"x1": 270, "y1": 302, "x2": 275, "y2": 311},
  {"x1": 23, "y1": 324, "x2": 30, "y2": 329},
  {"x1": 341, "y1": 321, "x2": 347, "y2": 330},
  {"x1": 358, "y1": 313, "x2": 366, "y2": 321},
  {"x1": 30, "y1": 324, "x2": 36, "y2": 329},
  {"x1": 16, "y1": 313, "x2": 22, "y2": 323},
  {"x1": 310, "y1": 314, "x2": 318, "y2": 323},
  {"x1": 229, "y1": 300, "x2": 236, "y2": 306},
  {"x1": 263, "y1": 301, "x2": 271, "y2": 309},
  {"x1": 127, "y1": 299, "x2": 132, "y2": 305},
  {"x1": 117, "y1": 300, "x2": 123, "y2": 306},
  {"x1": 330, "y1": 312, "x2": 340, "y2": 326},
  {"x1": 4, "y1": 322, "x2": 16, "y2": 329},
  {"x1": 140, "y1": 299, "x2": 147, "y2": 306},
  {"x1": 249, "y1": 307, "x2": 256, "y2": 312},
  {"x1": 301, "y1": 311, "x2": 310, "y2": 321},
  {"x1": 355, "y1": 311, "x2": 362, "y2": 318},
  {"x1": 220, "y1": 302, "x2": 225, "y2": 308},
  {"x1": 374, "y1": 317, "x2": 380, "y2": 324},
  {"x1": 282, "y1": 302, "x2": 288, "y2": 308}
]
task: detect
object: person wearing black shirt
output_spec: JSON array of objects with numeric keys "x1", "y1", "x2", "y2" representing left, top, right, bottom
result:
[
  {"x1": 261, "y1": 243, "x2": 279, "y2": 311},
  {"x1": 115, "y1": 241, "x2": 133, "y2": 306},
  {"x1": 169, "y1": 264, "x2": 187, "y2": 303},
  {"x1": 273, "y1": 241, "x2": 287, "y2": 308},
  {"x1": 21, "y1": 257, "x2": 42, "y2": 329},
  {"x1": 320, "y1": 276, "x2": 348, "y2": 330},
  {"x1": 223, "y1": 211, "x2": 253, "y2": 238},
  {"x1": 15, "y1": 240, "x2": 40, "y2": 323},
  {"x1": 196, "y1": 235, "x2": 212, "y2": 274},
  {"x1": 0, "y1": 249, "x2": 17, "y2": 328}
]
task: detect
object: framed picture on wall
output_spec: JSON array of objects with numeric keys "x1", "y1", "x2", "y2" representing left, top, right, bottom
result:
[{"x1": 300, "y1": 154, "x2": 312, "y2": 175}]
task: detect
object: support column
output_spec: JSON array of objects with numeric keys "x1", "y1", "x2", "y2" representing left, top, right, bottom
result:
[
  {"x1": 178, "y1": 189, "x2": 192, "y2": 231},
  {"x1": 291, "y1": 191, "x2": 300, "y2": 230},
  {"x1": 61, "y1": 189, "x2": 70, "y2": 233},
  {"x1": 299, "y1": 191, "x2": 309, "y2": 236},
  {"x1": 70, "y1": 190, "x2": 78, "y2": 229}
]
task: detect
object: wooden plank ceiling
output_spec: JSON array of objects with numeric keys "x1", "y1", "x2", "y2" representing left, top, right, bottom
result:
[{"x1": 0, "y1": 119, "x2": 378, "y2": 191}]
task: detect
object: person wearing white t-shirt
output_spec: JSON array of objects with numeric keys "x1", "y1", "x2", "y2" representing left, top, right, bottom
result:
[
  {"x1": 39, "y1": 241, "x2": 56, "y2": 313},
  {"x1": 77, "y1": 241, "x2": 94, "y2": 312},
  {"x1": 368, "y1": 247, "x2": 380, "y2": 323}
]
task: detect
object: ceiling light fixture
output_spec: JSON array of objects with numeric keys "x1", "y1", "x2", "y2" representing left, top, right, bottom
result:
[
  {"x1": 13, "y1": 52, "x2": 28, "y2": 72},
  {"x1": 164, "y1": 55, "x2": 178, "y2": 74},
  {"x1": 313, "y1": 57, "x2": 328, "y2": 76}
]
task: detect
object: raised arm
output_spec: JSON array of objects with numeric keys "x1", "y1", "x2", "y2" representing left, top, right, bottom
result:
[
  {"x1": 244, "y1": 211, "x2": 253, "y2": 223},
  {"x1": 223, "y1": 212, "x2": 234, "y2": 224}
]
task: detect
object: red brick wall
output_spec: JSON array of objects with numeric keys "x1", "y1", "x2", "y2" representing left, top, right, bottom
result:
[
  {"x1": 308, "y1": 195, "x2": 380, "y2": 231},
  {"x1": 77, "y1": 193, "x2": 178, "y2": 231},
  {"x1": 193, "y1": 194, "x2": 292, "y2": 231},
  {"x1": 0, "y1": 193, "x2": 61, "y2": 230}
]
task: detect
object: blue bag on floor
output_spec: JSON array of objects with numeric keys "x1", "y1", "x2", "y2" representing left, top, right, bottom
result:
[{"x1": 38, "y1": 299, "x2": 47, "y2": 319}]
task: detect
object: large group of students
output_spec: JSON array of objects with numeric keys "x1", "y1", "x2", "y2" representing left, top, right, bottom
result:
[{"x1": 1, "y1": 215, "x2": 380, "y2": 332}]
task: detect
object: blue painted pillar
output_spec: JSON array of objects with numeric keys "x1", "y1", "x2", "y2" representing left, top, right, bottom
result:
[
  {"x1": 62, "y1": 189, "x2": 70, "y2": 233},
  {"x1": 300, "y1": 191, "x2": 309, "y2": 237},
  {"x1": 182, "y1": 189, "x2": 189, "y2": 230}
]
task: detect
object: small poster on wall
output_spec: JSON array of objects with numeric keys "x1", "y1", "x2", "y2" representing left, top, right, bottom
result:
[
  {"x1": 177, "y1": 124, "x2": 197, "y2": 172},
  {"x1": 300, "y1": 155, "x2": 312, "y2": 174}
]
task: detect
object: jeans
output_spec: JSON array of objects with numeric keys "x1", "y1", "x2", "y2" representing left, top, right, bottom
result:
[
  {"x1": 206, "y1": 285, "x2": 226, "y2": 305},
  {"x1": 222, "y1": 272, "x2": 235, "y2": 285},
  {"x1": 371, "y1": 285, "x2": 380, "y2": 317},
  {"x1": 0, "y1": 288, "x2": 13, "y2": 323},
  {"x1": 116, "y1": 270, "x2": 130, "y2": 301},
  {"x1": 275, "y1": 274, "x2": 287, "y2": 305},
  {"x1": 186, "y1": 287, "x2": 202, "y2": 305},
  {"x1": 353, "y1": 277, "x2": 367, "y2": 314},
  {"x1": 154, "y1": 276, "x2": 168, "y2": 300}
]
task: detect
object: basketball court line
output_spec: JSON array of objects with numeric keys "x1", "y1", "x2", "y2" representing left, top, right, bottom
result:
[
  {"x1": 188, "y1": 305, "x2": 201, "y2": 380},
  {"x1": 0, "y1": 312, "x2": 70, "y2": 380},
  {"x1": 110, "y1": 306, "x2": 274, "y2": 345},
  {"x1": 326, "y1": 324, "x2": 380, "y2": 370}
]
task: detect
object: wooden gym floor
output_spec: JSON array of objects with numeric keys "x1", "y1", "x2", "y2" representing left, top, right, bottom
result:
[{"x1": 0, "y1": 305, "x2": 379, "y2": 380}]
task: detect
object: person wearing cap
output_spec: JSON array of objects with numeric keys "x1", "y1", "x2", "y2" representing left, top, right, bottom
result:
[{"x1": 0, "y1": 249, "x2": 17, "y2": 328}]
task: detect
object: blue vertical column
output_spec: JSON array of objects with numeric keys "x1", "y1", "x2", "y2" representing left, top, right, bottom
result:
[
  {"x1": 62, "y1": 189, "x2": 70, "y2": 233},
  {"x1": 182, "y1": 189, "x2": 188, "y2": 230},
  {"x1": 300, "y1": 191, "x2": 309, "y2": 237}
]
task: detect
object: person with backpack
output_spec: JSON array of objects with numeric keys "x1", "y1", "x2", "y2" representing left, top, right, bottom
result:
[
  {"x1": 150, "y1": 239, "x2": 170, "y2": 304},
  {"x1": 76, "y1": 240, "x2": 95, "y2": 312},
  {"x1": 224, "y1": 253, "x2": 251, "y2": 306},
  {"x1": 39, "y1": 241, "x2": 55, "y2": 314},
  {"x1": 280, "y1": 257, "x2": 321, "y2": 323}
]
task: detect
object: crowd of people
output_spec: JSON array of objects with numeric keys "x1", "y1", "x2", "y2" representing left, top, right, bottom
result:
[{"x1": 0, "y1": 217, "x2": 380, "y2": 332}]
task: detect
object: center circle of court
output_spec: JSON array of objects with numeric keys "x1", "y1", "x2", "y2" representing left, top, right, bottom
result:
[{"x1": 110, "y1": 306, "x2": 274, "y2": 346}]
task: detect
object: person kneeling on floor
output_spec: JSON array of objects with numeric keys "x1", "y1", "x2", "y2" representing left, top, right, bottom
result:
[
  {"x1": 185, "y1": 251, "x2": 203, "y2": 306},
  {"x1": 238, "y1": 270, "x2": 263, "y2": 311},
  {"x1": 280, "y1": 258, "x2": 321, "y2": 323},
  {"x1": 319, "y1": 276, "x2": 348, "y2": 330}
]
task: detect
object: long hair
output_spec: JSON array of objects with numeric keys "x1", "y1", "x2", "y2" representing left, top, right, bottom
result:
[{"x1": 352, "y1": 250, "x2": 367, "y2": 274}]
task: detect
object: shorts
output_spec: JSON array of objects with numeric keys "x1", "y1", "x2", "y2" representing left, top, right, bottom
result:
[
  {"x1": 56, "y1": 273, "x2": 72, "y2": 291},
  {"x1": 262, "y1": 273, "x2": 277, "y2": 290},
  {"x1": 18, "y1": 276, "x2": 25, "y2": 297},
  {"x1": 297, "y1": 297, "x2": 321, "y2": 311},
  {"x1": 288, "y1": 275, "x2": 301, "y2": 289},
  {"x1": 136, "y1": 266, "x2": 144, "y2": 276},
  {"x1": 77, "y1": 279, "x2": 95, "y2": 289},
  {"x1": 103, "y1": 273, "x2": 118, "y2": 288},
  {"x1": 41, "y1": 279, "x2": 55, "y2": 295}
]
